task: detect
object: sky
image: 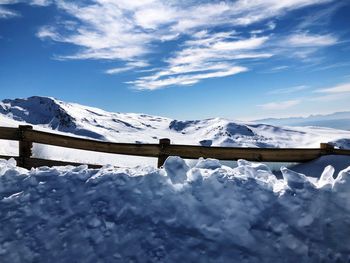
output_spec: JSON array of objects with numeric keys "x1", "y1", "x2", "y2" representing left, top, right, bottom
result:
[{"x1": 0, "y1": 0, "x2": 350, "y2": 121}]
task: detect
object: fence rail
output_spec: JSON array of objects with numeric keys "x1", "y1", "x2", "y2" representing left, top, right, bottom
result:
[{"x1": 0, "y1": 125, "x2": 349, "y2": 169}]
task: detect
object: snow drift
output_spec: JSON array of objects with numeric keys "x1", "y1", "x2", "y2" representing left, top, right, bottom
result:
[{"x1": 1, "y1": 157, "x2": 350, "y2": 263}]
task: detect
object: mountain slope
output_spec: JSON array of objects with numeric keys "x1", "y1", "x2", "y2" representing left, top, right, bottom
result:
[{"x1": 0, "y1": 96, "x2": 350, "y2": 149}]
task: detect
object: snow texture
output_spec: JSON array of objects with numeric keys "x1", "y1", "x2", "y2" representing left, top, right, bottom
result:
[{"x1": 1, "y1": 157, "x2": 350, "y2": 263}]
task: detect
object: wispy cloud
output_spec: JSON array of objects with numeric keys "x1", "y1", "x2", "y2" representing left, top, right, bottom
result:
[
  {"x1": 129, "y1": 66, "x2": 248, "y2": 90},
  {"x1": 0, "y1": 0, "x2": 51, "y2": 6},
  {"x1": 270, "y1": 65, "x2": 289, "y2": 71},
  {"x1": 269, "y1": 85, "x2": 310, "y2": 94},
  {"x1": 315, "y1": 83, "x2": 350, "y2": 94},
  {"x1": 30, "y1": 0, "x2": 51, "y2": 6},
  {"x1": 260, "y1": 82, "x2": 350, "y2": 108},
  {"x1": 105, "y1": 61, "x2": 150, "y2": 75},
  {"x1": 309, "y1": 93, "x2": 350, "y2": 102},
  {"x1": 284, "y1": 32, "x2": 337, "y2": 47},
  {"x1": 129, "y1": 33, "x2": 269, "y2": 89},
  {"x1": 261, "y1": 65, "x2": 290, "y2": 74},
  {"x1": 0, "y1": 6, "x2": 18, "y2": 18},
  {"x1": 309, "y1": 82, "x2": 350, "y2": 101},
  {"x1": 271, "y1": 31, "x2": 339, "y2": 62},
  {"x1": 258, "y1": 100, "x2": 301, "y2": 110},
  {"x1": 31, "y1": 0, "x2": 340, "y2": 89},
  {"x1": 296, "y1": 1, "x2": 345, "y2": 30},
  {"x1": 312, "y1": 62, "x2": 350, "y2": 71},
  {"x1": 0, "y1": 0, "x2": 51, "y2": 19},
  {"x1": 0, "y1": 0, "x2": 25, "y2": 20}
]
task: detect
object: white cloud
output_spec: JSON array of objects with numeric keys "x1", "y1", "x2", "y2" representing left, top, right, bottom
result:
[
  {"x1": 37, "y1": 26, "x2": 61, "y2": 40},
  {"x1": 0, "y1": 0, "x2": 51, "y2": 5},
  {"x1": 106, "y1": 67, "x2": 134, "y2": 75},
  {"x1": 266, "y1": 65, "x2": 290, "y2": 73},
  {"x1": 105, "y1": 61, "x2": 150, "y2": 75},
  {"x1": 129, "y1": 66, "x2": 248, "y2": 90},
  {"x1": 0, "y1": 6, "x2": 18, "y2": 18},
  {"x1": 269, "y1": 85, "x2": 310, "y2": 94},
  {"x1": 296, "y1": 2, "x2": 345, "y2": 30},
  {"x1": 258, "y1": 100, "x2": 301, "y2": 110},
  {"x1": 285, "y1": 32, "x2": 337, "y2": 47},
  {"x1": 36, "y1": 1, "x2": 154, "y2": 60},
  {"x1": 30, "y1": 0, "x2": 51, "y2": 6},
  {"x1": 129, "y1": 33, "x2": 269, "y2": 90},
  {"x1": 311, "y1": 62, "x2": 350, "y2": 71},
  {"x1": 212, "y1": 37, "x2": 268, "y2": 51},
  {"x1": 0, "y1": 0, "x2": 18, "y2": 3},
  {"x1": 309, "y1": 93, "x2": 350, "y2": 102},
  {"x1": 2, "y1": 0, "x2": 340, "y2": 89},
  {"x1": 0, "y1": 0, "x2": 51, "y2": 19},
  {"x1": 37, "y1": 0, "x2": 335, "y2": 61},
  {"x1": 30, "y1": 0, "x2": 339, "y2": 89},
  {"x1": 271, "y1": 32, "x2": 339, "y2": 61},
  {"x1": 267, "y1": 21, "x2": 276, "y2": 30},
  {"x1": 315, "y1": 83, "x2": 350, "y2": 94},
  {"x1": 167, "y1": 35, "x2": 271, "y2": 66}
]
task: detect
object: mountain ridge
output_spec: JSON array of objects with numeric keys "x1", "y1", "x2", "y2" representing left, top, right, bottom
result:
[
  {"x1": 255, "y1": 111, "x2": 350, "y2": 130},
  {"x1": 0, "y1": 96, "x2": 350, "y2": 150}
]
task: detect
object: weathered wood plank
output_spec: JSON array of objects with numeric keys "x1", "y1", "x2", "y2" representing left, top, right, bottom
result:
[
  {"x1": 24, "y1": 129, "x2": 325, "y2": 162},
  {"x1": 0, "y1": 127, "x2": 20, "y2": 141},
  {"x1": 333, "y1": 149, "x2": 350, "y2": 155},
  {"x1": 1, "y1": 126, "x2": 350, "y2": 167},
  {"x1": 24, "y1": 129, "x2": 161, "y2": 157},
  {"x1": 163, "y1": 145, "x2": 323, "y2": 162},
  {"x1": 18, "y1": 125, "x2": 33, "y2": 169},
  {"x1": 157, "y1": 138, "x2": 171, "y2": 168}
]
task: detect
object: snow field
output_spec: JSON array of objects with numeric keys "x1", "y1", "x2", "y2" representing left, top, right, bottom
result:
[{"x1": 1, "y1": 157, "x2": 350, "y2": 262}]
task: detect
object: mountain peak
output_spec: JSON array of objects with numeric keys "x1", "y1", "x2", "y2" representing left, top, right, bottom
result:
[{"x1": 0, "y1": 96, "x2": 76, "y2": 130}]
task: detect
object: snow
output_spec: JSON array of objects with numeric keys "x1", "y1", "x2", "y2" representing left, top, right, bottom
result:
[
  {"x1": 1, "y1": 157, "x2": 350, "y2": 262},
  {"x1": 283, "y1": 155, "x2": 350, "y2": 178},
  {"x1": 1, "y1": 96, "x2": 350, "y2": 168}
]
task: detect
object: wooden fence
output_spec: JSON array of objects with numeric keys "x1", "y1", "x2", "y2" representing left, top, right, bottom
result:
[{"x1": 0, "y1": 125, "x2": 349, "y2": 169}]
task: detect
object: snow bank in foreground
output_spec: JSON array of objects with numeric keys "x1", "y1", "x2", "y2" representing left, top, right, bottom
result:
[{"x1": 1, "y1": 158, "x2": 350, "y2": 263}]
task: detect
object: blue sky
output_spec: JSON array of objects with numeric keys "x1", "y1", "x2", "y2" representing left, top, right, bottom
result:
[{"x1": 1, "y1": 0, "x2": 350, "y2": 120}]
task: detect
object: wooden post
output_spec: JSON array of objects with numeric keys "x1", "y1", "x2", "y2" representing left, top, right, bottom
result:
[
  {"x1": 320, "y1": 143, "x2": 334, "y2": 155},
  {"x1": 18, "y1": 125, "x2": 33, "y2": 169},
  {"x1": 157, "y1": 138, "x2": 170, "y2": 168}
]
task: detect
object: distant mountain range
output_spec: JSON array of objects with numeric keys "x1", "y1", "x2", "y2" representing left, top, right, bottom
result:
[
  {"x1": 0, "y1": 96, "x2": 350, "y2": 150},
  {"x1": 255, "y1": 112, "x2": 350, "y2": 130}
]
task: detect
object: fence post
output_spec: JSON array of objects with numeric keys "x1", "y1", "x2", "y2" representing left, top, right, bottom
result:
[
  {"x1": 320, "y1": 143, "x2": 334, "y2": 155},
  {"x1": 18, "y1": 125, "x2": 33, "y2": 169},
  {"x1": 157, "y1": 138, "x2": 171, "y2": 168}
]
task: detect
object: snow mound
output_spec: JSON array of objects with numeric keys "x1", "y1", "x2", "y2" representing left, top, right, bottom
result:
[{"x1": 1, "y1": 157, "x2": 350, "y2": 262}]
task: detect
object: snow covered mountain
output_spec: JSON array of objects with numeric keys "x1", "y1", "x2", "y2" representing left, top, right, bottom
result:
[
  {"x1": 1, "y1": 96, "x2": 350, "y2": 151},
  {"x1": 255, "y1": 111, "x2": 350, "y2": 130}
]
